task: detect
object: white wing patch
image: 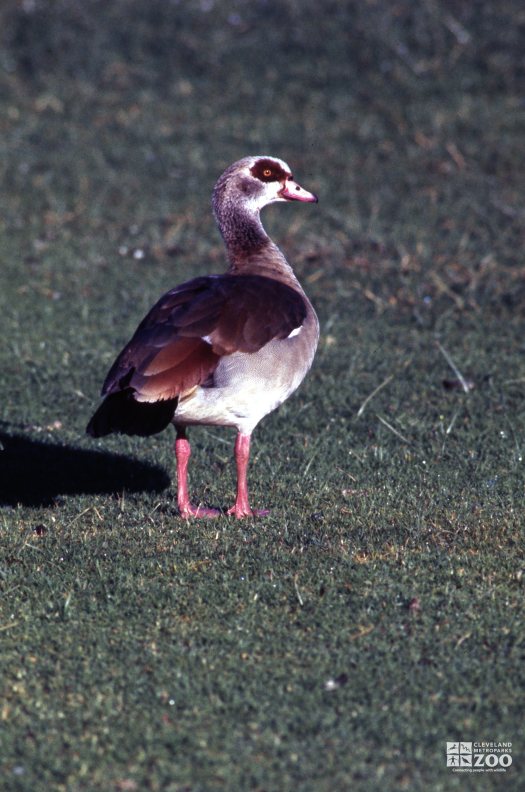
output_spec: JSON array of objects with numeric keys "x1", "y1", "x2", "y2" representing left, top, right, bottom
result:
[{"x1": 287, "y1": 325, "x2": 303, "y2": 339}]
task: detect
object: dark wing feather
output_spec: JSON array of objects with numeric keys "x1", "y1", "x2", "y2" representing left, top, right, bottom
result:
[{"x1": 86, "y1": 391, "x2": 178, "y2": 437}]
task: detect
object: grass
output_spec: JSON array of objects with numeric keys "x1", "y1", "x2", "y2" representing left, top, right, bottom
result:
[{"x1": 1, "y1": 1, "x2": 525, "y2": 789}]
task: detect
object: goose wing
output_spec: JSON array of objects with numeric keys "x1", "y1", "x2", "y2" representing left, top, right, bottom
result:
[{"x1": 101, "y1": 273, "x2": 307, "y2": 403}]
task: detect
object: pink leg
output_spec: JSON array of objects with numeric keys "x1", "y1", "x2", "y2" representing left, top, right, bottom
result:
[
  {"x1": 174, "y1": 434, "x2": 220, "y2": 518},
  {"x1": 227, "y1": 433, "x2": 269, "y2": 519}
]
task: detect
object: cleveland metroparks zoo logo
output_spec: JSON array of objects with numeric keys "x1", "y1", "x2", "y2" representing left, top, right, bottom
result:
[{"x1": 446, "y1": 742, "x2": 513, "y2": 773}]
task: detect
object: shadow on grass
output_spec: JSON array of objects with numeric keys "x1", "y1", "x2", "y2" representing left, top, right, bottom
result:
[{"x1": 0, "y1": 430, "x2": 170, "y2": 507}]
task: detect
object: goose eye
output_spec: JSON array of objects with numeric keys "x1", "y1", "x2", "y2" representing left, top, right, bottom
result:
[{"x1": 263, "y1": 168, "x2": 272, "y2": 177}]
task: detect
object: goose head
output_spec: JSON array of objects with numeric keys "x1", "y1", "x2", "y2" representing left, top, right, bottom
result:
[{"x1": 213, "y1": 155, "x2": 318, "y2": 219}]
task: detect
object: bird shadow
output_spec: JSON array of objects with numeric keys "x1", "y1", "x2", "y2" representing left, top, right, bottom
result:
[{"x1": 0, "y1": 429, "x2": 170, "y2": 508}]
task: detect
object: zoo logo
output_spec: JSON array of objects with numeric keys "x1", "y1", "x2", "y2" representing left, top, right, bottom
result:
[{"x1": 446, "y1": 742, "x2": 513, "y2": 772}]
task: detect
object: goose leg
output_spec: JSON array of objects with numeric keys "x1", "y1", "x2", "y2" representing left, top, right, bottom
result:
[
  {"x1": 174, "y1": 430, "x2": 220, "y2": 518},
  {"x1": 227, "y1": 433, "x2": 269, "y2": 518}
]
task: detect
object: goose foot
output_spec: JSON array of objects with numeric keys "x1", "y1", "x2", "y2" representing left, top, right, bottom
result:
[{"x1": 227, "y1": 504, "x2": 270, "y2": 519}]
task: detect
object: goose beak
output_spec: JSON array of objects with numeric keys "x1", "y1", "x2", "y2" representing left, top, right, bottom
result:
[{"x1": 279, "y1": 179, "x2": 318, "y2": 203}]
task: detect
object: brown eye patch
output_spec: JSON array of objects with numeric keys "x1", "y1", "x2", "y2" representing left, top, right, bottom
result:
[{"x1": 250, "y1": 158, "x2": 289, "y2": 183}]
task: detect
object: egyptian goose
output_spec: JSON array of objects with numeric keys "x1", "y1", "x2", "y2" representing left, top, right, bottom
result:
[{"x1": 87, "y1": 156, "x2": 319, "y2": 518}]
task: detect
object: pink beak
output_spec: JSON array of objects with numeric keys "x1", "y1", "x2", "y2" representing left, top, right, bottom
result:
[{"x1": 279, "y1": 178, "x2": 318, "y2": 203}]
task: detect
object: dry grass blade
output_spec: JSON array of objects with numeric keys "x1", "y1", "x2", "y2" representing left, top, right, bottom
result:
[
  {"x1": 435, "y1": 341, "x2": 471, "y2": 394},
  {"x1": 376, "y1": 414, "x2": 411, "y2": 445},
  {"x1": 357, "y1": 374, "x2": 394, "y2": 418}
]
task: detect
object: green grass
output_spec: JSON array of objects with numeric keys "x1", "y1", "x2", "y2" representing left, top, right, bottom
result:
[{"x1": 1, "y1": 1, "x2": 524, "y2": 790}]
